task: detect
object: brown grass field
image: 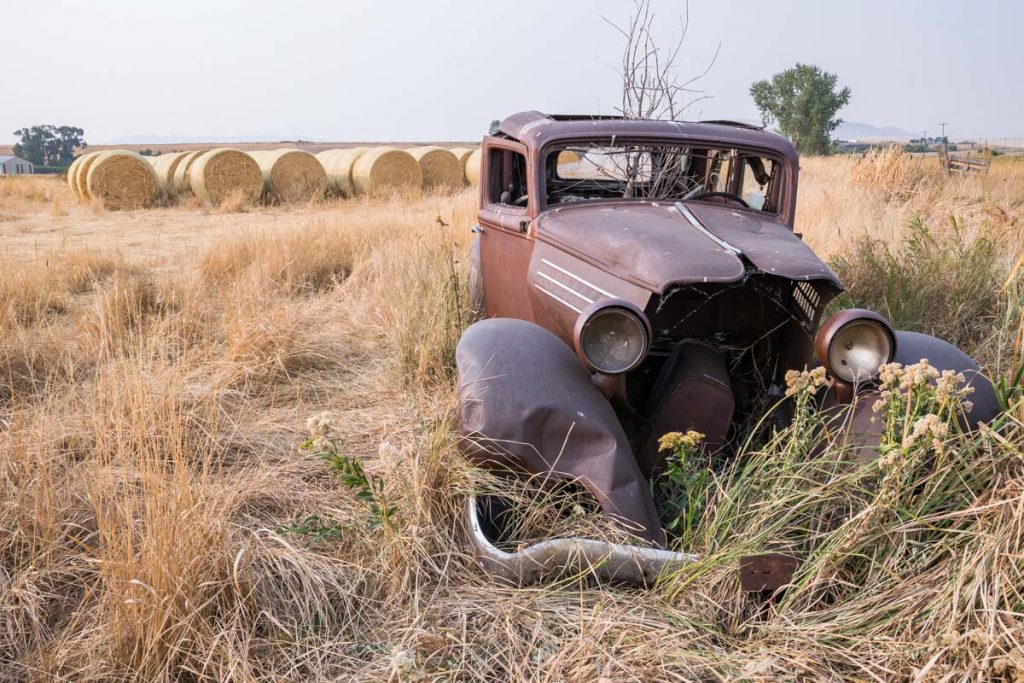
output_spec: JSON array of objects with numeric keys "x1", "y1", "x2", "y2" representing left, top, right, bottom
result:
[{"x1": 0, "y1": 152, "x2": 1023, "y2": 681}]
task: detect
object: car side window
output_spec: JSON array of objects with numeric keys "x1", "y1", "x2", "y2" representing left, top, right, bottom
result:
[
  {"x1": 739, "y1": 156, "x2": 776, "y2": 212},
  {"x1": 487, "y1": 148, "x2": 528, "y2": 208}
]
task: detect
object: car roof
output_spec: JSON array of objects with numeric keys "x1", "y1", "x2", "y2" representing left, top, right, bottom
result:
[{"x1": 496, "y1": 111, "x2": 798, "y2": 163}]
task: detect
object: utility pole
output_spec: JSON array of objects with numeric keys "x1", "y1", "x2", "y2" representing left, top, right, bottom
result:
[{"x1": 937, "y1": 123, "x2": 950, "y2": 168}]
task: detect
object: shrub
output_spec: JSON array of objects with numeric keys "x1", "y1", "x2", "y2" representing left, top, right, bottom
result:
[{"x1": 830, "y1": 214, "x2": 1006, "y2": 359}]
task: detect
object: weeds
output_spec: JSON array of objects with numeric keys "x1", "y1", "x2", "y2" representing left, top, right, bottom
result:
[
  {"x1": 654, "y1": 430, "x2": 709, "y2": 546},
  {"x1": 303, "y1": 412, "x2": 396, "y2": 532}
]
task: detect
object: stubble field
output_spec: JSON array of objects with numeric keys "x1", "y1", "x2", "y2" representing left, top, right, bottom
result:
[{"x1": 0, "y1": 152, "x2": 1022, "y2": 681}]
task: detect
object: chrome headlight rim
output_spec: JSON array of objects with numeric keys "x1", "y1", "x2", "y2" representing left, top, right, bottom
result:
[
  {"x1": 815, "y1": 309, "x2": 897, "y2": 384},
  {"x1": 573, "y1": 299, "x2": 652, "y2": 375}
]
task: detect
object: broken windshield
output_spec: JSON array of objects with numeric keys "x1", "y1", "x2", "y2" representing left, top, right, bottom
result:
[{"x1": 544, "y1": 142, "x2": 782, "y2": 214}]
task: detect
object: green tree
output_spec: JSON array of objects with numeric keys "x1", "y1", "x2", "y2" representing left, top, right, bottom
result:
[
  {"x1": 12, "y1": 125, "x2": 87, "y2": 166},
  {"x1": 750, "y1": 64, "x2": 850, "y2": 156}
]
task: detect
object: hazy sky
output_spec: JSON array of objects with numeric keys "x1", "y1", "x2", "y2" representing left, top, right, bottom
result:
[{"x1": 4, "y1": 0, "x2": 1022, "y2": 145}]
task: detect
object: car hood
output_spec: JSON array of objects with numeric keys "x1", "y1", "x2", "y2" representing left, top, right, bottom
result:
[{"x1": 534, "y1": 200, "x2": 840, "y2": 293}]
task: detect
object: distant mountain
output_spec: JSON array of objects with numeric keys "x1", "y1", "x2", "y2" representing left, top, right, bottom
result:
[
  {"x1": 834, "y1": 122, "x2": 915, "y2": 141},
  {"x1": 703, "y1": 119, "x2": 915, "y2": 142}
]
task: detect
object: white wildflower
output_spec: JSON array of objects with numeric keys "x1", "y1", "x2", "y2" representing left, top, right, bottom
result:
[
  {"x1": 878, "y1": 362, "x2": 904, "y2": 388},
  {"x1": 784, "y1": 366, "x2": 828, "y2": 398},
  {"x1": 899, "y1": 359, "x2": 940, "y2": 391},
  {"x1": 935, "y1": 369, "x2": 966, "y2": 404},
  {"x1": 311, "y1": 436, "x2": 335, "y2": 453},
  {"x1": 389, "y1": 646, "x2": 416, "y2": 676},
  {"x1": 306, "y1": 412, "x2": 334, "y2": 438},
  {"x1": 378, "y1": 441, "x2": 404, "y2": 468},
  {"x1": 902, "y1": 413, "x2": 949, "y2": 451}
]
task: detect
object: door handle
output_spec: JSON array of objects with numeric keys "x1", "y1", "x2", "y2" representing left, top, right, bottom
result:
[{"x1": 471, "y1": 225, "x2": 483, "y2": 234}]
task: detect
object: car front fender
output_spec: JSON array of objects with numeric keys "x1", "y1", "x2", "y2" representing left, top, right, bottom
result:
[
  {"x1": 456, "y1": 317, "x2": 665, "y2": 546},
  {"x1": 891, "y1": 331, "x2": 999, "y2": 426},
  {"x1": 829, "y1": 330, "x2": 1000, "y2": 458}
]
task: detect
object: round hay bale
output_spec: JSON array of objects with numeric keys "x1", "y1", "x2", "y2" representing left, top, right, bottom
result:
[
  {"x1": 410, "y1": 146, "x2": 463, "y2": 190},
  {"x1": 66, "y1": 156, "x2": 84, "y2": 198},
  {"x1": 172, "y1": 149, "x2": 210, "y2": 195},
  {"x1": 316, "y1": 147, "x2": 369, "y2": 196},
  {"x1": 557, "y1": 150, "x2": 580, "y2": 165},
  {"x1": 74, "y1": 151, "x2": 105, "y2": 199},
  {"x1": 147, "y1": 151, "x2": 188, "y2": 195},
  {"x1": 189, "y1": 148, "x2": 263, "y2": 207},
  {"x1": 351, "y1": 147, "x2": 422, "y2": 196},
  {"x1": 85, "y1": 151, "x2": 159, "y2": 210},
  {"x1": 464, "y1": 148, "x2": 482, "y2": 186},
  {"x1": 251, "y1": 149, "x2": 327, "y2": 203}
]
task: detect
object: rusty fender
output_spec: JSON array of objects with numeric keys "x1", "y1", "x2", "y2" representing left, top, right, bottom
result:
[
  {"x1": 456, "y1": 317, "x2": 664, "y2": 545},
  {"x1": 829, "y1": 330, "x2": 1000, "y2": 457}
]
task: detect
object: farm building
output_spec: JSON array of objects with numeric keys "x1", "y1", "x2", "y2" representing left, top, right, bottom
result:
[{"x1": 0, "y1": 155, "x2": 34, "y2": 174}]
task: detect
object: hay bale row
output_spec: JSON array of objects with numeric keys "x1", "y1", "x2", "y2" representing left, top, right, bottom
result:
[
  {"x1": 67, "y1": 147, "x2": 261, "y2": 209},
  {"x1": 315, "y1": 145, "x2": 479, "y2": 196},
  {"x1": 314, "y1": 146, "x2": 422, "y2": 197},
  {"x1": 68, "y1": 143, "x2": 484, "y2": 208}
]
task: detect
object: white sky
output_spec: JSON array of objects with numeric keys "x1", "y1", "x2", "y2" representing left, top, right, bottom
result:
[{"x1": 3, "y1": 0, "x2": 1022, "y2": 144}]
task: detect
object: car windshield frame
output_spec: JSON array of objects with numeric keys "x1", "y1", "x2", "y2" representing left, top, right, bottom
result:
[{"x1": 538, "y1": 138, "x2": 788, "y2": 217}]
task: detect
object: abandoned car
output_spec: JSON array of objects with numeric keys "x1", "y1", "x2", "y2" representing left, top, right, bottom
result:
[{"x1": 456, "y1": 111, "x2": 999, "y2": 587}]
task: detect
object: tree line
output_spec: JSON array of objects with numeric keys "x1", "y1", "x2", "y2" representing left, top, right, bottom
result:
[{"x1": 12, "y1": 125, "x2": 87, "y2": 168}]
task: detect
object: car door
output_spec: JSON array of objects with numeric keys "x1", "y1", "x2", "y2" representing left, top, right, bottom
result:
[{"x1": 477, "y1": 139, "x2": 535, "y2": 321}]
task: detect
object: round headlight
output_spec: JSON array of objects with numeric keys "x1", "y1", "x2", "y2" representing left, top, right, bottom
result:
[
  {"x1": 816, "y1": 310, "x2": 896, "y2": 384},
  {"x1": 573, "y1": 301, "x2": 651, "y2": 375}
]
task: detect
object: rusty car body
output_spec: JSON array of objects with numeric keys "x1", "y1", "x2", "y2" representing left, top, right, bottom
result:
[{"x1": 456, "y1": 111, "x2": 999, "y2": 587}]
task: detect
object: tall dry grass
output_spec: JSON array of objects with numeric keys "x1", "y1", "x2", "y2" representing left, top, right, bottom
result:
[
  {"x1": 0, "y1": 158, "x2": 1021, "y2": 681},
  {"x1": 797, "y1": 147, "x2": 1024, "y2": 260}
]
